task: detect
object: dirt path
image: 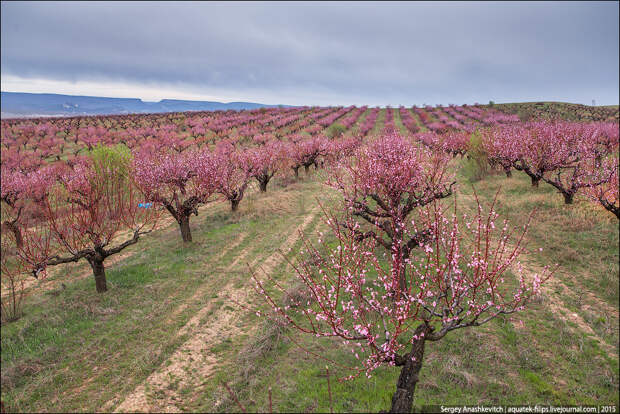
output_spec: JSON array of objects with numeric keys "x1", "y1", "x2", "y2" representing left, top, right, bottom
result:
[{"x1": 112, "y1": 207, "x2": 320, "y2": 413}]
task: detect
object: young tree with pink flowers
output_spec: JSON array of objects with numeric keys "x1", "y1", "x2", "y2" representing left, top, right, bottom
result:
[
  {"x1": 481, "y1": 126, "x2": 520, "y2": 178},
  {"x1": 1, "y1": 165, "x2": 62, "y2": 249},
  {"x1": 324, "y1": 135, "x2": 362, "y2": 166},
  {"x1": 133, "y1": 149, "x2": 217, "y2": 243},
  {"x1": 538, "y1": 123, "x2": 617, "y2": 204},
  {"x1": 213, "y1": 145, "x2": 253, "y2": 212},
  {"x1": 328, "y1": 133, "x2": 455, "y2": 291},
  {"x1": 251, "y1": 192, "x2": 553, "y2": 413},
  {"x1": 440, "y1": 130, "x2": 470, "y2": 158},
  {"x1": 28, "y1": 154, "x2": 161, "y2": 293},
  {"x1": 510, "y1": 122, "x2": 573, "y2": 187},
  {"x1": 583, "y1": 153, "x2": 619, "y2": 218},
  {"x1": 286, "y1": 136, "x2": 329, "y2": 177},
  {"x1": 246, "y1": 140, "x2": 287, "y2": 192},
  {"x1": 300, "y1": 136, "x2": 330, "y2": 173}
]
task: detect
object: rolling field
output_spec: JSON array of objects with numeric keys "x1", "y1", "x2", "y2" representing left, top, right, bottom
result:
[{"x1": 1, "y1": 104, "x2": 619, "y2": 412}]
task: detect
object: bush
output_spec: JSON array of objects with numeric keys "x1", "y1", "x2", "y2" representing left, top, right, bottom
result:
[
  {"x1": 0, "y1": 251, "x2": 29, "y2": 323},
  {"x1": 0, "y1": 229, "x2": 35, "y2": 323},
  {"x1": 89, "y1": 143, "x2": 132, "y2": 181},
  {"x1": 326, "y1": 123, "x2": 346, "y2": 139},
  {"x1": 460, "y1": 130, "x2": 489, "y2": 182}
]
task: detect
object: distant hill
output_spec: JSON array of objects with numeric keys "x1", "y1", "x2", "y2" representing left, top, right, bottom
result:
[
  {"x1": 491, "y1": 101, "x2": 619, "y2": 123},
  {"x1": 0, "y1": 92, "x2": 292, "y2": 118}
]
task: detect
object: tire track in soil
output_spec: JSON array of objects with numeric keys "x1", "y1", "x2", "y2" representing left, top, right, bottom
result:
[
  {"x1": 516, "y1": 255, "x2": 617, "y2": 359},
  {"x1": 164, "y1": 231, "x2": 249, "y2": 325},
  {"x1": 85, "y1": 230, "x2": 247, "y2": 413},
  {"x1": 456, "y1": 191, "x2": 618, "y2": 357},
  {"x1": 112, "y1": 207, "x2": 320, "y2": 413}
]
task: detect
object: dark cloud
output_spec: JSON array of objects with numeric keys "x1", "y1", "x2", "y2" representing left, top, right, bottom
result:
[{"x1": 1, "y1": 1, "x2": 618, "y2": 105}]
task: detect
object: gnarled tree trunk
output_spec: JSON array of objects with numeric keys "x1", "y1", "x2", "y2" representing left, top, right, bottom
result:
[
  {"x1": 390, "y1": 325, "x2": 428, "y2": 413},
  {"x1": 231, "y1": 198, "x2": 241, "y2": 212},
  {"x1": 599, "y1": 198, "x2": 619, "y2": 218},
  {"x1": 2, "y1": 221, "x2": 23, "y2": 249},
  {"x1": 258, "y1": 176, "x2": 269, "y2": 192},
  {"x1": 178, "y1": 215, "x2": 192, "y2": 242},
  {"x1": 228, "y1": 186, "x2": 247, "y2": 212},
  {"x1": 87, "y1": 256, "x2": 107, "y2": 293}
]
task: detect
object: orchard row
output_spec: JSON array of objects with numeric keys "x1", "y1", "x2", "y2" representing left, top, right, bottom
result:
[{"x1": 2, "y1": 104, "x2": 521, "y2": 170}]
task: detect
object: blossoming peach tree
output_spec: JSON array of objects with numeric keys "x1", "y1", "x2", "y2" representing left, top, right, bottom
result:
[
  {"x1": 328, "y1": 133, "x2": 456, "y2": 292},
  {"x1": 30, "y1": 153, "x2": 161, "y2": 293},
  {"x1": 248, "y1": 135, "x2": 553, "y2": 413},
  {"x1": 133, "y1": 148, "x2": 217, "y2": 243}
]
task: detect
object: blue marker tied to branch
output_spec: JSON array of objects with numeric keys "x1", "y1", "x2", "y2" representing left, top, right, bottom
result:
[{"x1": 138, "y1": 202, "x2": 153, "y2": 209}]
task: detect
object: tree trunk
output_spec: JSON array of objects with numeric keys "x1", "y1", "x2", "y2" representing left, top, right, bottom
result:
[
  {"x1": 231, "y1": 198, "x2": 240, "y2": 212},
  {"x1": 3, "y1": 221, "x2": 23, "y2": 249},
  {"x1": 563, "y1": 192, "x2": 574, "y2": 204},
  {"x1": 504, "y1": 167, "x2": 512, "y2": 178},
  {"x1": 258, "y1": 178, "x2": 269, "y2": 192},
  {"x1": 598, "y1": 197, "x2": 620, "y2": 218},
  {"x1": 531, "y1": 176, "x2": 540, "y2": 187},
  {"x1": 178, "y1": 215, "x2": 192, "y2": 242},
  {"x1": 293, "y1": 166, "x2": 300, "y2": 178},
  {"x1": 304, "y1": 164, "x2": 310, "y2": 174},
  {"x1": 88, "y1": 257, "x2": 107, "y2": 293},
  {"x1": 390, "y1": 325, "x2": 427, "y2": 413}
]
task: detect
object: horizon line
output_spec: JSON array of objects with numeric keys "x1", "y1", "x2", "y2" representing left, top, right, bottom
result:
[{"x1": 2, "y1": 90, "x2": 618, "y2": 108}]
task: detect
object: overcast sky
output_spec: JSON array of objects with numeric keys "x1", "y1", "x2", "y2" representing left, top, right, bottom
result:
[{"x1": 1, "y1": 1, "x2": 618, "y2": 106}]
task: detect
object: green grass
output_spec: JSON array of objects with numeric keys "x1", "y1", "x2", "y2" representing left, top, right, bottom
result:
[
  {"x1": 370, "y1": 108, "x2": 386, "y2": 135},
  {"x1": 1, "y1": 160, "x2": 618, "y2": 413},
  {"x1": 350, "y1": 108, "x2": 372, "y2": 136},
  {"x1": 409, "y1": 107, "x2": 428, "y2": 132}
]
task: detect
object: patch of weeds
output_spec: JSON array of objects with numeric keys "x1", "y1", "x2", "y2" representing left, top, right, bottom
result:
[
  {"x1": 210, "y1": 338, "x2": 233, "y2": 354},
  {"x1": 108, "y1": 264, "x2": 156, "y2": 289},
  {"x1": 520, "y1": 369, "x2": 553, "y2": 397}
]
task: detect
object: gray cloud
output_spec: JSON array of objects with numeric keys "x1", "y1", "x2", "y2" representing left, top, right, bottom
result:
[{"x1": 1, "y1": 1, "x2": 618, "y2": 105}]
